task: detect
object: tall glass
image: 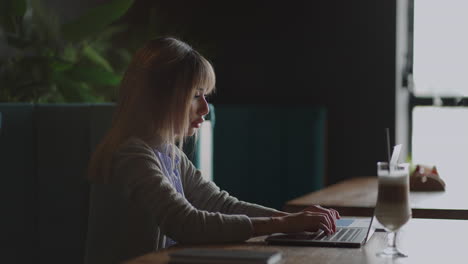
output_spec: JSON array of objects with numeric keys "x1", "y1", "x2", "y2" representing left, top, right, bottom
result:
[{"x1": 375, "y1": 162, "x2": 411, "y2": 258}]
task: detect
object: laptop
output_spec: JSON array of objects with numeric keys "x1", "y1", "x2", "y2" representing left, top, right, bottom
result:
[{"x1": 265, "y1": 216, "x2": 375, "y2": 248}]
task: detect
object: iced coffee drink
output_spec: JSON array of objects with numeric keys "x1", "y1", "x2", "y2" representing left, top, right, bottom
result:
[{"x1": 375, "y1": 163, "x2": 411, "y2": 232}]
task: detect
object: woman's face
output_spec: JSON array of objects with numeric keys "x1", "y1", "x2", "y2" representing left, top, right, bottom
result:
[{"x1": 187, "y1": 88, "x2": 210, "y2": 136}]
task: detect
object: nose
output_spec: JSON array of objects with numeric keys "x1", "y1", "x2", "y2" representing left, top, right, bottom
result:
[{"x1": 197, "y1": 96, "x2": 210, "y2": 116}]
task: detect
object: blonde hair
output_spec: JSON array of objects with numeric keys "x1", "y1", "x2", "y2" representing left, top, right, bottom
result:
[{"x1": 88, "y1": 37, "x2": 216, "y2": 183}]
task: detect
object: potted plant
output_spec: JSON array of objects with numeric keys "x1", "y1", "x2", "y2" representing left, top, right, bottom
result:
[{"x1": 0, "y1": 0, "x2": 135, "y2": 102}]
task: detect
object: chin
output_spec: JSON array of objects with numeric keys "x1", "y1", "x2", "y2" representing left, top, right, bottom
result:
[{"x1": 186, "y1": 128, "x2": 196, "y2": 137}]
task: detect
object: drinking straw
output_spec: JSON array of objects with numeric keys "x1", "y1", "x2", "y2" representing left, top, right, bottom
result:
[{"x1": 386, "y1": 128, "x2": 391, "y2": 171}]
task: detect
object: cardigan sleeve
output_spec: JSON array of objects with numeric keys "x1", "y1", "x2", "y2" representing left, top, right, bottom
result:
[
  {"x1": 178, "y1": 148, "x2": 281, "y2": 217},
  {"x1": 110, "y1": 138, "x2": 254, "y2": 244}
]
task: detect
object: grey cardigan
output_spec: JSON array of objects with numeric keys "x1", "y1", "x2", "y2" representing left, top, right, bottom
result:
[{"x1": 85, "y1": 137, "x2": 279, "y2": 264}]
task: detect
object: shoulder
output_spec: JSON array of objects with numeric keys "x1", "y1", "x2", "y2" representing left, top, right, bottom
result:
[
  {"x1": 112, "y1": 137, "x2": 193, "y2": 171},
  {"x1": 111, "y1": 137, "x2": 162, "y2": 173},
  {"x1": 116, "y1": 137, "x2": 155, "y2": 156},
  {"x1": 109, "y1": 137, "x2": 179, "y2": 186}
]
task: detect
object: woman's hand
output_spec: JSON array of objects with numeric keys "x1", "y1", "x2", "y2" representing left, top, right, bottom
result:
[
  {"x1": 251, "y1": 206, "x2": 340, "y2": 236},
  {"x1": 301, "y1": 205, "x2": 341, "y2": 229},
  {"x1": 276, "y1": 210, "x2": 337, "y2": 235}
]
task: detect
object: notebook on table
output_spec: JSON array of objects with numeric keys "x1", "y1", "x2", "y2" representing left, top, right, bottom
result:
[{"x1": 265, "y1": 216, "x2": 375, "y2": 248}]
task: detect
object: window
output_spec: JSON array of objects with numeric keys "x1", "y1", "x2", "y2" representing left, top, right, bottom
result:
[
  {"x1": 412, "y1": 107, "x2": 468, "y2": 179},
  {"x1": 198, "y1": 120, "x2": 213, "y2": 181},
  {"x1": 413, "y1": 0, "x2": 468, "y2": 97},
  {"x1": 401, "y1": 0, "x2": 468, "y2": 183}
]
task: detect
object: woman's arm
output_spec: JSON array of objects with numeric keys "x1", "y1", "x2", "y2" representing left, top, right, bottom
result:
[
  {"x1": 178, "y1": 148, "x2": 341, "y2": 233},
  {"x1": 111, "y1": 140, "x2": 254, "y2": 244},
  {"x1": 179, "y1": 150, "x2": 282, "y2": 217}
]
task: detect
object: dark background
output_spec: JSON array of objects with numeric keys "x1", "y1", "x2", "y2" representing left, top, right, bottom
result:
[
  {"x1": 122, "y1": 0, "x2": 396, "y2": 185},
  {"x1": 0, "y1": 0, "x2": 398, "y2": 185},
  {"x1": 35, "y1": 0, "x2": 397, "y2": 185}
]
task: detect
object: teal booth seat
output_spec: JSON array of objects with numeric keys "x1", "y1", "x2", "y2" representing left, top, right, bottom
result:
[
  {"x1": 213, "y1": 105, "x2": 326, "y2": 210},
  {"x1": 0, "y1": 103, "x2": 214, "y2": 264},
  {"x1": 0, "y1": 104, "x2": 36, "y2": 264}
]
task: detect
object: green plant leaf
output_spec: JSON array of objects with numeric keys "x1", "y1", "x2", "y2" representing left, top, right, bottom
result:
[
  {"x1": 81, "y1": 44, "x2": 113, "y2": 72},
  {"x1": 1, "y1": 0, "x2": 133, "y2": 103},
  {"x1": 64, "y1": 65, "x2": 122, "y2": 86},
  {"x1": 53, "y1": 72, "x2": 96, "y2": 102},
  {"x1": 0, "y1": 0, "x2": 27, "y2": 33},
  {"x1": 61, "y1": 0, "x2": 134, "y2": 42},
  {"x1": 50, "y1": 59, "x2": 74, "y2": 72},
  {"x1": 61, "y1": 44, "x2": 79, "y2": 63}
]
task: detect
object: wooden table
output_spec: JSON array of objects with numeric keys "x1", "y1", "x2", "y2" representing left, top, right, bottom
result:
[
  {"x1": 284, "y1": 176, "x2": 468, "y2": 219},
  {"x1": 124, "y1": 218, "x2": 468, "y2": 264}
]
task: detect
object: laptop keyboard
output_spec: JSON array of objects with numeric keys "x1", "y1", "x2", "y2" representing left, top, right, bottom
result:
[{"x1": 315, "y1": 228, "x2": 363, "y2": 242}]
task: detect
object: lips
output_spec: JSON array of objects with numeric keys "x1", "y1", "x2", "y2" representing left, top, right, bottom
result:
[{"x1": 191, "y1": 118, "x2": 204, "y2": 128}]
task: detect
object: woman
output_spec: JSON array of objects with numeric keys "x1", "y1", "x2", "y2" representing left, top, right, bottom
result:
[{"x1": 85, "y1": 37, "x2": 339, "y2": 264}]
